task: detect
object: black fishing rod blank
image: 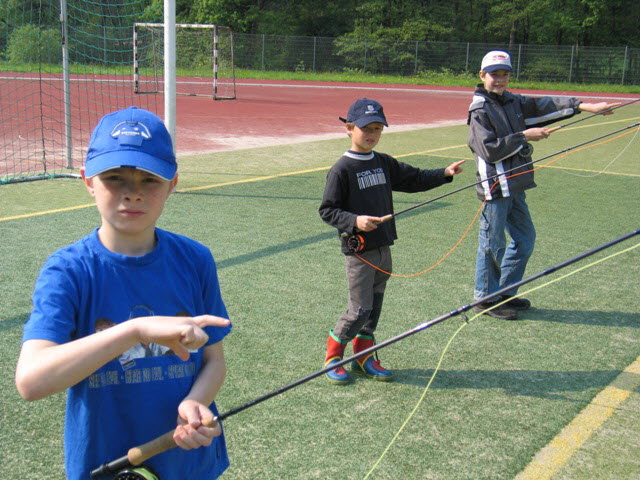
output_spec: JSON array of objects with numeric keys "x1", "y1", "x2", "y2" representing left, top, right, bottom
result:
[
  {"x1": 380, "y1": 121, "x2": 640, "y2": 223},
  {"x1": 90, "y1": 229, "x2": 639, "y2": 478},
  {"x1": 552, "y1": 97, "x2": 640, "y2": 131},
  {"x1": 341, "y1": 121, "x2": 639, "y2": 253},
  {"x1": 217, "y1": 228, "x2": 640, "y2": 422}
]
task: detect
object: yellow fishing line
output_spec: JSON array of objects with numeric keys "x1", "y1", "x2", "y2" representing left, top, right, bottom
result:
[{"x1": 363, "y1": 241, "x2": 640, "y2": 479}]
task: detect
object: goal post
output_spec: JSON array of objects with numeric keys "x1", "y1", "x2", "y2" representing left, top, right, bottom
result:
[
  {"x1": 0, "y1": 0, "x2": 163, "y2": 185},
  {"x1": 133, "y1": 23, "x2": 236, "y2": 100}
]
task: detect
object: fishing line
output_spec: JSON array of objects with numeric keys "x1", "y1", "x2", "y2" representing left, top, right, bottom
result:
[
  {"x1": 212, "y1": 230, "x2": 639, "y2": 424},
  {"x1": 383, "y1": 122, "x2": 640, "y2": 223},
  {"x1": 90, "y1": 231, "x2": 639, "y2": 478},
  {"x1": 550, "y1": 98, "x2": 640, "y2": 132},
  {"x1": 342, "y1": 122, "x2": 640, "y2": 259},
  {"x1": 353, "y1": 123, "x2": 640, "y2": 277},
  {"x1": 362, "y1": 238, "x2": 640, "y2": 479},
  {"x1": 557, "y1": 125, "x2": 640, "y2": 178},
  {"x1": 350, "y1": 123, "x2": 640, "y2": 278}
]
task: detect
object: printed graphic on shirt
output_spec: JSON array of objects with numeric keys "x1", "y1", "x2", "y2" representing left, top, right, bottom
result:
[
  {"x1": 89, "y1": 305, "x2": 193, "y2": 389},
  {"x1": 357, "y1": 168, "x2": 387, "y2": 190}
]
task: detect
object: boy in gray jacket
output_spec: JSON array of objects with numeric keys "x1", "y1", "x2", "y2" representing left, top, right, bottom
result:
[{"x1": 467, "y1": 50, "x2": 618, "y2": 320}]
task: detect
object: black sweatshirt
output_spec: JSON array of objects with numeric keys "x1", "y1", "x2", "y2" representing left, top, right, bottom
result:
[{"x1": 319, "y1": 150, "x2": 452, "y2": 254}]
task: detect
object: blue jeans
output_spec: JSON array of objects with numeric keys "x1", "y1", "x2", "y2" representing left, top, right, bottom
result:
[{"x1": 474, "y1": 192, "x2": 536, "y2": 301}]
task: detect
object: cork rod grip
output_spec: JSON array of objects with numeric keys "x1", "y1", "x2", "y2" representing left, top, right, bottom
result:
[{"x1": 127, "y1": 417, "x2": 217, "y2": 466}]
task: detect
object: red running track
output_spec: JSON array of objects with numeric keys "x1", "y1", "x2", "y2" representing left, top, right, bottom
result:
[{"x1": 173, "y1": 79, "x2": 636, "y2": 155}]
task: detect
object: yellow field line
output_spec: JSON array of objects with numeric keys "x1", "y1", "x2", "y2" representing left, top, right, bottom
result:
[
  {"x1": 563, "y1": 115, "x2": 640, "y2": 131},
  {"x1": 1, "y1": 118, "x2": 636, "y2": 222},
  {"x1": 515, "y1": 356, "x2": 640, "y2": 480},
  {"x1": 0, "y1": 148, "x2": 460, "y2": 222},
  {"x1": 0, "y1": 203, "x2": 95, "y2": 222},
  {"x1": 543, "y1": 165, "x2": 640, "y2": 177},
  {"x1": 177, "y1": 166, "x2": 330, "y2": 193}
]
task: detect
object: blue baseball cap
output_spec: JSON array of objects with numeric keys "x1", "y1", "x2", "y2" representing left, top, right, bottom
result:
[
  {"x1": 84, "y1": 106, "x2": 176, "y2": 181},
  {"x1": 340, "y1": 98, "x2": 388, "y2": 127}
]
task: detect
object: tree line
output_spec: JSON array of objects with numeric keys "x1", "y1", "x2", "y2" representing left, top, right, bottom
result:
[
  {"x1": 1, "y1": 0, "x2": 639, "y2": 66},
  {"x1": 162, "y1": 0, "x2": 639, "y2": 48}
]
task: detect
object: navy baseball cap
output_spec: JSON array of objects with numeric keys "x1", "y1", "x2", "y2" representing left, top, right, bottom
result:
[
  {"x1": 84, "y1": 106, "x2": 176, "y2": 181},
  {"x1": 481, "y1": 51, "x2": 512, "y2": 73},
  {"x1": 340, "y1": 98, "x2": 388, "y2": 127}
]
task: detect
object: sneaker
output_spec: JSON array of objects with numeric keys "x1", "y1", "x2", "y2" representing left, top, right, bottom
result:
[
  {"x1": 324, "y1": 358, "x2": 350, "y2": 385},
  {"x1": 474, "y1": 301, "x2": 518, "y2": 320},
  {"x1": 501, "y1": 296, "x2": 531, "y2": 311},
  {"x1": 351, "y1": 355, "x2": 393, "y2": 381}
]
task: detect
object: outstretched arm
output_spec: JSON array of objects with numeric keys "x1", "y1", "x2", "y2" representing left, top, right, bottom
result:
[
  {"x1": 15, "y1": 315, "x2": 230, "y2": 401},
  {"x1": 579, "y1": 102, "x2": 621, "y2": 115}
]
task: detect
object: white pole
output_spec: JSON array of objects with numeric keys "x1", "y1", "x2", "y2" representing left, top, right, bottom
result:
[
  {"x1": 59, "y1": 0, "x2": 73, "y2": 169},
  {"x1": 164, "y1": 0, "x2": 176, "y2": 152}
]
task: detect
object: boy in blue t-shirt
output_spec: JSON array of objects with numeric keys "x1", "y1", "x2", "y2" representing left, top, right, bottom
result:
[{"x1": 15, "y1": 107, "x2": 232, "y2": 480}]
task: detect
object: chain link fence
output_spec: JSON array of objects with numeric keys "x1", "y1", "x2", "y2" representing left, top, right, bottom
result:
[{"x1": 233, "y1": 33, "x2": 640, "y2": 85}]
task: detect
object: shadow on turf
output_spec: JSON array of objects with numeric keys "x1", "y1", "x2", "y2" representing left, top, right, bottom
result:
[
  {"x1": 215, "y1": 204, "x2": 451, "y2": 269},
  {"x1": 524, "y1": 308, "x2": 639, "y2": 328},
  {"x1": 391, "y1": 368, "x2": 624, "y2": 400},
  {"x1": 0, "y1": 314, "x2": 29, "y2": 332},
  {"x1": 177, "y1": 190, "x2": 445, "y2": 207}
]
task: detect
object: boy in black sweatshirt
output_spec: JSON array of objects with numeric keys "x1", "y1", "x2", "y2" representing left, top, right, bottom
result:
[{"x1": 319, "y1": 98, "x2": 465, "y2": 384}]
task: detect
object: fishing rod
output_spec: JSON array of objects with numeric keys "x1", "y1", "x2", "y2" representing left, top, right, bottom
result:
[
  {"x1": 342, "y1": 120, "x2": 640, "y2": 253},
  {"x1": 550, "y1": 97, "x2": 640, "y2": 132},
  {"x1": 90, "y1": 229, "x2": 639, "y2": 479}
]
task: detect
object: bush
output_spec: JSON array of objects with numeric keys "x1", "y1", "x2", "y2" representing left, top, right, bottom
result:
[{"x1": 7, "y1": 24, "x2": 62, "y2": 64}]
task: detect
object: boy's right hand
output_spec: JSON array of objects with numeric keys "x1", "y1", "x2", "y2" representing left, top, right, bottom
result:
[
  {"x1": 133, "y1": 315, "x2": 231, "y2": 361},
  {"x1": 356, "y1": 215, "x2": 384, "y2": 232},
  {"x1": 523, "y1": 127, "x2": 552, "y2": 141}
]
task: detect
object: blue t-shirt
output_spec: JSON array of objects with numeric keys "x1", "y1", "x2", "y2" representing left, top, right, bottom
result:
[{"x1": 23, "y1": 228, "x2": 232, "y2": 480}]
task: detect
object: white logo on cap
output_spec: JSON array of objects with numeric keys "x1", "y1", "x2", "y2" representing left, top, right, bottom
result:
[
  {"x1": 366, "y1": 105, "x2": 377, "y2": 114},
  {"x1": 111, "y1": 121, "x2": 152, "y2": 140}
]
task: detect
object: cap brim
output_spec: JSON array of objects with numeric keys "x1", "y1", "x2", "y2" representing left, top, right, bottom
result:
[
  {"x1": 353, "y1": 116, "x2": 388, "y2": 127},
  {"x1": 483, "y1": 64, "x2": 512, "y2": 73},
  {"x1": 84, "y1": 150, "x2": 176, "y2": 181}
]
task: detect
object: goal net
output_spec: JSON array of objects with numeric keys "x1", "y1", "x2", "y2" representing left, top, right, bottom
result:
[
  {"x1": 134, "y1": 23, "x2": 236, "y2": 100},
  {"x1": 0, "y1": 0, "x2": 161, "y2": 185}
]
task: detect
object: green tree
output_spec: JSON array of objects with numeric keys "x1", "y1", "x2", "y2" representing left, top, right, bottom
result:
[{"x1": 7, "y1": 24, "x2": 62, "y2": 63}]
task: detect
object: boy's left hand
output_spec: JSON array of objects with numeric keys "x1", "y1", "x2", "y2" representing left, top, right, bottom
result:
[
  {"x1": 445, "y1": 160, "x2": 465, "y2": 176},
  {"x1": 579, "y1": 102, "x2": 621, "y2": 115},
  {"x1": 174, "y1": 399, "x2": 221, "y2": 449}
]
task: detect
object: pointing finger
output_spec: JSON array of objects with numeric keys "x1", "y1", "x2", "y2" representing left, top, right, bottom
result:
[{"x1": 192, "y1": 315, "x2": 231, "y2": 328}]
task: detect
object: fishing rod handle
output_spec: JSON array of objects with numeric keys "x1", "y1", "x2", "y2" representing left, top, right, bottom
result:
[{"x1": 127, "y1": 417, "x2": 217, "y2": 465}]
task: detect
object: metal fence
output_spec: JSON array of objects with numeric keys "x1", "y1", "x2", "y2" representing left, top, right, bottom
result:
[{"x1": 232, "y1": 33, "x2": 640, "y2": 86}]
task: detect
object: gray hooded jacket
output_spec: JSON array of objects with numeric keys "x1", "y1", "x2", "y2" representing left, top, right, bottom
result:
[{"x1": 467, "y1": 85, "x2": 582, "y2": 201}]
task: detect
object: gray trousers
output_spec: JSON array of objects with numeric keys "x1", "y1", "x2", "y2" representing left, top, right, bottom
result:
[{"x1": 333, "y1": 246, "x2": 392, "y2": 342}]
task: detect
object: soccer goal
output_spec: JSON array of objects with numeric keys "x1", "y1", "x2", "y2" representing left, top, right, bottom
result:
[
  {"x1": 134, "y1": 23, "x2": 236, "y2": 100},
  {"x1": 0, "y1": 0, "x2": 162, "y2": 185}
]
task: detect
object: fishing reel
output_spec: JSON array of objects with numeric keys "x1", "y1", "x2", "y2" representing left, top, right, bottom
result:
[
  {"x1": 341, "y1": 232, "x2": 366, "y2": 254},
  {"x1": 114, "y1": 465, "x2": 159, "y2": 480},
  {"x1": 520, "y1": 142, "x2": 533, "y2": 157}
]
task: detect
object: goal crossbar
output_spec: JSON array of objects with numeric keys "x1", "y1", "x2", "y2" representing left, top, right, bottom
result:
[{"x1": 133, "y1": 23, "x2": 236, "y2": 100}]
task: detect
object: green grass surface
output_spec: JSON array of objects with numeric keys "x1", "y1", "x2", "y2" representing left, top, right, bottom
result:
[{"x1": 0, "y1": 109, "x2": 638, "y2": 479}]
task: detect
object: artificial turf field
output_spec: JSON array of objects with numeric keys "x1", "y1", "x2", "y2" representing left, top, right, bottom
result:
[{"x1": 0, "y1": 108, "x2": 638, "y2": 479}]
